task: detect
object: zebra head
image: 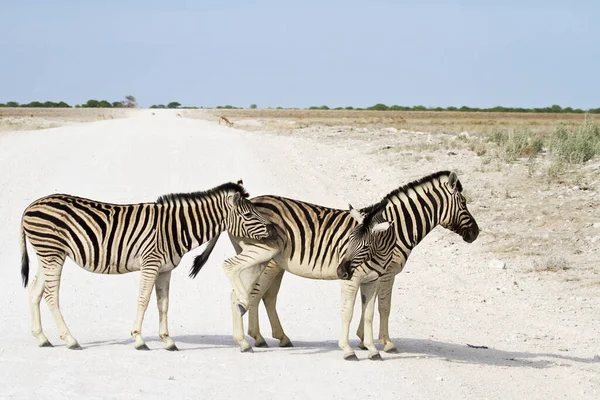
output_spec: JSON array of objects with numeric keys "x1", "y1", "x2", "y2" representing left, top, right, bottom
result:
[
  {"x1": 439, "y1": 172, "x2": 479, "y2": 243},
  {"x1": 225, "y1": 187, "x2": 277, "y2": 241},
  {"x1": 337, "y1": 201, "x2": 393, "y2": 280}
]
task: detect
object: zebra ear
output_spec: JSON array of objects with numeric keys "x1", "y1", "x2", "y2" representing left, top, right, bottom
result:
[
  {"x1": 448, "y1": 172, "x2": 459, "y2": 192},
  {"x1": 237, "y1": 179, "x2": 244, "y2": 186},
  {"x1": 348, "y1": 204, "x2": 364, "y2": 224},
  {"x1": 372, "y1": 221, "x2": 392, "y2": 233}
]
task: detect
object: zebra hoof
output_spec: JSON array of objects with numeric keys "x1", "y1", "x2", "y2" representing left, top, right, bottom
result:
[
  {"x1": 369, "y1": 353, "x2": 383, "y2": 361},
  {"x1": 135, "y1": 343, "x2": 150, "y2": 351},
  {"x1": 385, "y1": 347, "x2": 399, "y2": 354},
  {"x1": 166, "y1": 344, "x2": 179, "y2": 351},
  {"x1": 254, "y1": 340, "x2": 269, "y2": 348},
  {"x1": 241, "y1": 346, "x2": 254, "y2": 353},
  {"x1": 344, "y1": 353, "x2": 359, "y2": 361},
  {"x1": 237, "y1": 303, "x2": 247, "y2": 316},
  {"x1": 67, "y1": 343, "x2": 82, "y2": 350},
  {"x1": 39, "y1": 341, "x2": 54, "y2": 348},
  {"x1": 279, "y1": 341, "x2": 294, "y2": 348},
  {"x1": 358, "y1": 342, "x2": 367, "y2": 350}
]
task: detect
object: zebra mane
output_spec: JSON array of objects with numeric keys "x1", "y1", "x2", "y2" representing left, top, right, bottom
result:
[
  {"x1": 359, "y1": 198, "x2": 388, "y2": 229},
  {"x1": 361, "y1": 170, "x2": 460, "y2": 214},
  {"x1": 156, "y1": 182, "x2": 249, "y2": 205}
]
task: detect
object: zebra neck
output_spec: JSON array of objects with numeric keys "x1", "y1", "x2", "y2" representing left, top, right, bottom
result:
[
  {"x1": 166, "y1": 197, "x2": 226, "y2": 255},
  {"x1": 387, "y1": 182, "x2": 446, "y2": 249}
]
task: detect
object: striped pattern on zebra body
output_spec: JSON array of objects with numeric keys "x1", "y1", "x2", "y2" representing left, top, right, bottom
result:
[
  {"x1": 21, "y1": 181, "x2": 276, "y2": 351},
  {"x1": 224, "y1": 170, "x2": 480, "y2": 359},
  {"x1": 190, "y1": 193, "x2": 396, "y2": 359}
]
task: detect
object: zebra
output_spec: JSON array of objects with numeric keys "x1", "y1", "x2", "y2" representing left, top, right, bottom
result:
[
  {"x1": 20, "y1": 181, "x2": 277, "y2": 351},
  {"x1": 190, "y1": 194, "x2": 396, "y2": 360},
  {"x1": 193, "y1": 170, "x2": 479, "y2": 359}
]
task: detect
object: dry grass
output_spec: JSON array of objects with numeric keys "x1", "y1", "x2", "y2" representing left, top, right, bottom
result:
[
  {"x1": 0, "y1": 108, "x2": 134, "y2": 133},
  {"x1": 191, "y1": 108, "x2": 588, "y2": 136}
]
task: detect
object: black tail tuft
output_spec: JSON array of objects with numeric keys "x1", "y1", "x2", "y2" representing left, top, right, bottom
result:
[
  {"x1": 189, "y1": 234, "x2": 220, "y2": 279},
  {"x1": 21, "y1": 228, "x2": 30, "y2": 287}
]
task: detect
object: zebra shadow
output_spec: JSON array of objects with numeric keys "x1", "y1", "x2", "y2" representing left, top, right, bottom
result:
[
  {"x1": 82, "y1": 335, "x2": 600, "y2": 369},
  {"x1": 276, "y1": 337, "x2": 599, "y2": 368},
  {"x1": 83, "y1": 334, "x2": 241, "y2": 350}
]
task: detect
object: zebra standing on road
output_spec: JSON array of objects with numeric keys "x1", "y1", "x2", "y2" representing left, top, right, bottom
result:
[
  {"x1": 210, "y1": 170, "x2": 480, "y2": 358},
  {"x1": 21, "y1": 181, "x2": 276, "y2": 351},
  {"x1": 190, "y1": 194, "x2": 396, "y2": 360}
]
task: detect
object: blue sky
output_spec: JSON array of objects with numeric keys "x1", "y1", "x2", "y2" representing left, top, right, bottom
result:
[{"x1": 1, "y1": 0, "x2": 598, "y2": 109}]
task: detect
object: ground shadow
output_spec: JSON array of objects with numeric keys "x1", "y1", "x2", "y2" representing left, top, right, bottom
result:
[{"x1": 82, "y1": 334, "x2": 599, "y2": 369}]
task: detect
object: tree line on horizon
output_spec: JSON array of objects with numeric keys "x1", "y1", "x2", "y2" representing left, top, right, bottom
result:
[{"x1": 1, "y1": 99, "x2": 599, "y2": 114}]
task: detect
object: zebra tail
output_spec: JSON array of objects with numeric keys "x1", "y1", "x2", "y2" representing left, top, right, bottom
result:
[
  {"x1": 21, "y1": 225, "x2": 30, "y2": 288},
  {"x1": 189, "y1": 233, "x2": 221, "y2": 279}
]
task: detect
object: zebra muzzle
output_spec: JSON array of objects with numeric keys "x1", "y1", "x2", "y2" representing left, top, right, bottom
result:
[{"x1": 337, "y1": 262, "x2": 352, "y2": 280}]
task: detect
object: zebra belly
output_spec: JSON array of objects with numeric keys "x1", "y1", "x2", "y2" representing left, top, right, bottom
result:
[
  {"x1": 70, "y1": 255, "x2": 151, "y2": 275},
  {"x1": 276, "y1": 256, "x2": 339, "y2": 280}
]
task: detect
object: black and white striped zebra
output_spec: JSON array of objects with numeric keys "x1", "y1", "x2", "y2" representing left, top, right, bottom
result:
[
  {"x1": 190, "y1": 193, "x2": 396, "y2": 360},
  {"x1": 197, "y1": 170, "x2": 479, "y2": 359},
  {"x1": 20, "y1": 181, "x2": 276, "y2": 351}
]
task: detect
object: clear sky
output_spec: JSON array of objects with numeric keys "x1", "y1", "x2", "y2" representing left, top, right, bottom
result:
[{"x1": 1, "y1": 0, "x2": 599, "y2": 109}]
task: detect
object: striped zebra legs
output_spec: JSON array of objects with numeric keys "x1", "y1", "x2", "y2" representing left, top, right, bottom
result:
[
  {"x1": 130, "y1": 264, "x2": 160, "y2": 350},
  {"x1": 222, "y1": 243, "x2": 277, "y2": 314},
  {"x1": 376, "y1": 271, "x2": 398, "y2": 353},
  {"x1": 154, "y1": 271, "x2": 177, "y2": 350},
  {"x1": 29, "y1": 266, "x2": 51, "y2": 347},
  {"x1": 247, "y1": 262, "x2": 292, "y2": 348},
  {"x1": 356, "y1": 267, "x2": 398, "y2": 353},
  {"x1": 37, "y1": 254, "x2": 81, "y2": 349},
  {"x1": 338, "y1": 278, "x2": 382, "y2": 360}
]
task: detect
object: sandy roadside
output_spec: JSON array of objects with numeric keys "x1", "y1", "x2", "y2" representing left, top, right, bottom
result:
[{"x1": 0, "y1": 109, "x2": 598, "y2": 399}]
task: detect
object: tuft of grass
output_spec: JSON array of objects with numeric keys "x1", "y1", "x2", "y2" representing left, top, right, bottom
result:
[
  {"x1": 533, "y1": 256, "x2": 569, "y2": 272},
  {"x1": 549, "y1": 118, "x2": 600, "y2": 164},
  {"x1": 489, "y1": 127, "x2": 545, "y2": 162}
]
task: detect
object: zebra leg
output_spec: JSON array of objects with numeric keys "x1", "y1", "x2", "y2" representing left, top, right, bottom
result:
[
  {"x1": 29, "y1": 267, "x2": 52, "y2": 347},
  {"x1": 131, "y1": 265, "x2": 160, "y2": 350},
  {"x1": 377, "y1": 271, "x2": 398, "y2": 353},
  {"x1": 338, "y1": 279, "x2": 360, "y2": 360},
  {"x1": 246, "y1": 261, "x2": 284, "y2": 347},
  {"x1": 360, "y1": 279, "x2": 382, "y2": 360},
  {"x1": 154, "y1": 270, "x2": 177, "y2": 351},
  {"x1": 231, "y1": 290, "x2": 253, "y2": 352},
  {"x1": 262, "y1": 267, "x2": 293, "y2": 347},
  {"x1": 246, "y1": 265, "x2": 274, "y2": 348},
  {"x1": 222, "y1": 247, "x2": 277, "y2": 315},
  {"x1": 41, "y1": 255, "x2": 81, "y2": 349},
  {"x1": 356, "y1": 286, "x2": 367, "y2": 350}
]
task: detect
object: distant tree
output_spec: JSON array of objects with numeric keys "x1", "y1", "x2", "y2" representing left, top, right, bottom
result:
[
  {"x1": 249, "y1": 104, "x2": 257, "y2": 109},
  {"x1": 167, "y1": 101, "x2": 181, "y2": 109},
  {"x1": 83, "y1": 99, "x2": 100, "y2": 108},
  {"x1": 345, "y1": 106, "x2": 354, "y2": 110},
  {"x1": 6, "y1": 101, "x2": 19, "y2": 107},
  {"x1": 0, "y1": 103, "x2": 5, "y2": 107},
  {"x1": 57, "y1": 101, "x2": 71, "y2": 108},
  {"x1": 367, "y1": 103, "x2": 389, "y2": 111},
  {"x1": 112, "y1": 101, "x2": 124, "y2": 108},
  {"x1": 548, "y1": 104, "x2": 563, "y2": 113},
  {"x1": 124, "y1": 95, "x2": 137, "y2": 108},
  {"x1": 99, "y1": 100, "x2": 112, "y2": 108}
]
